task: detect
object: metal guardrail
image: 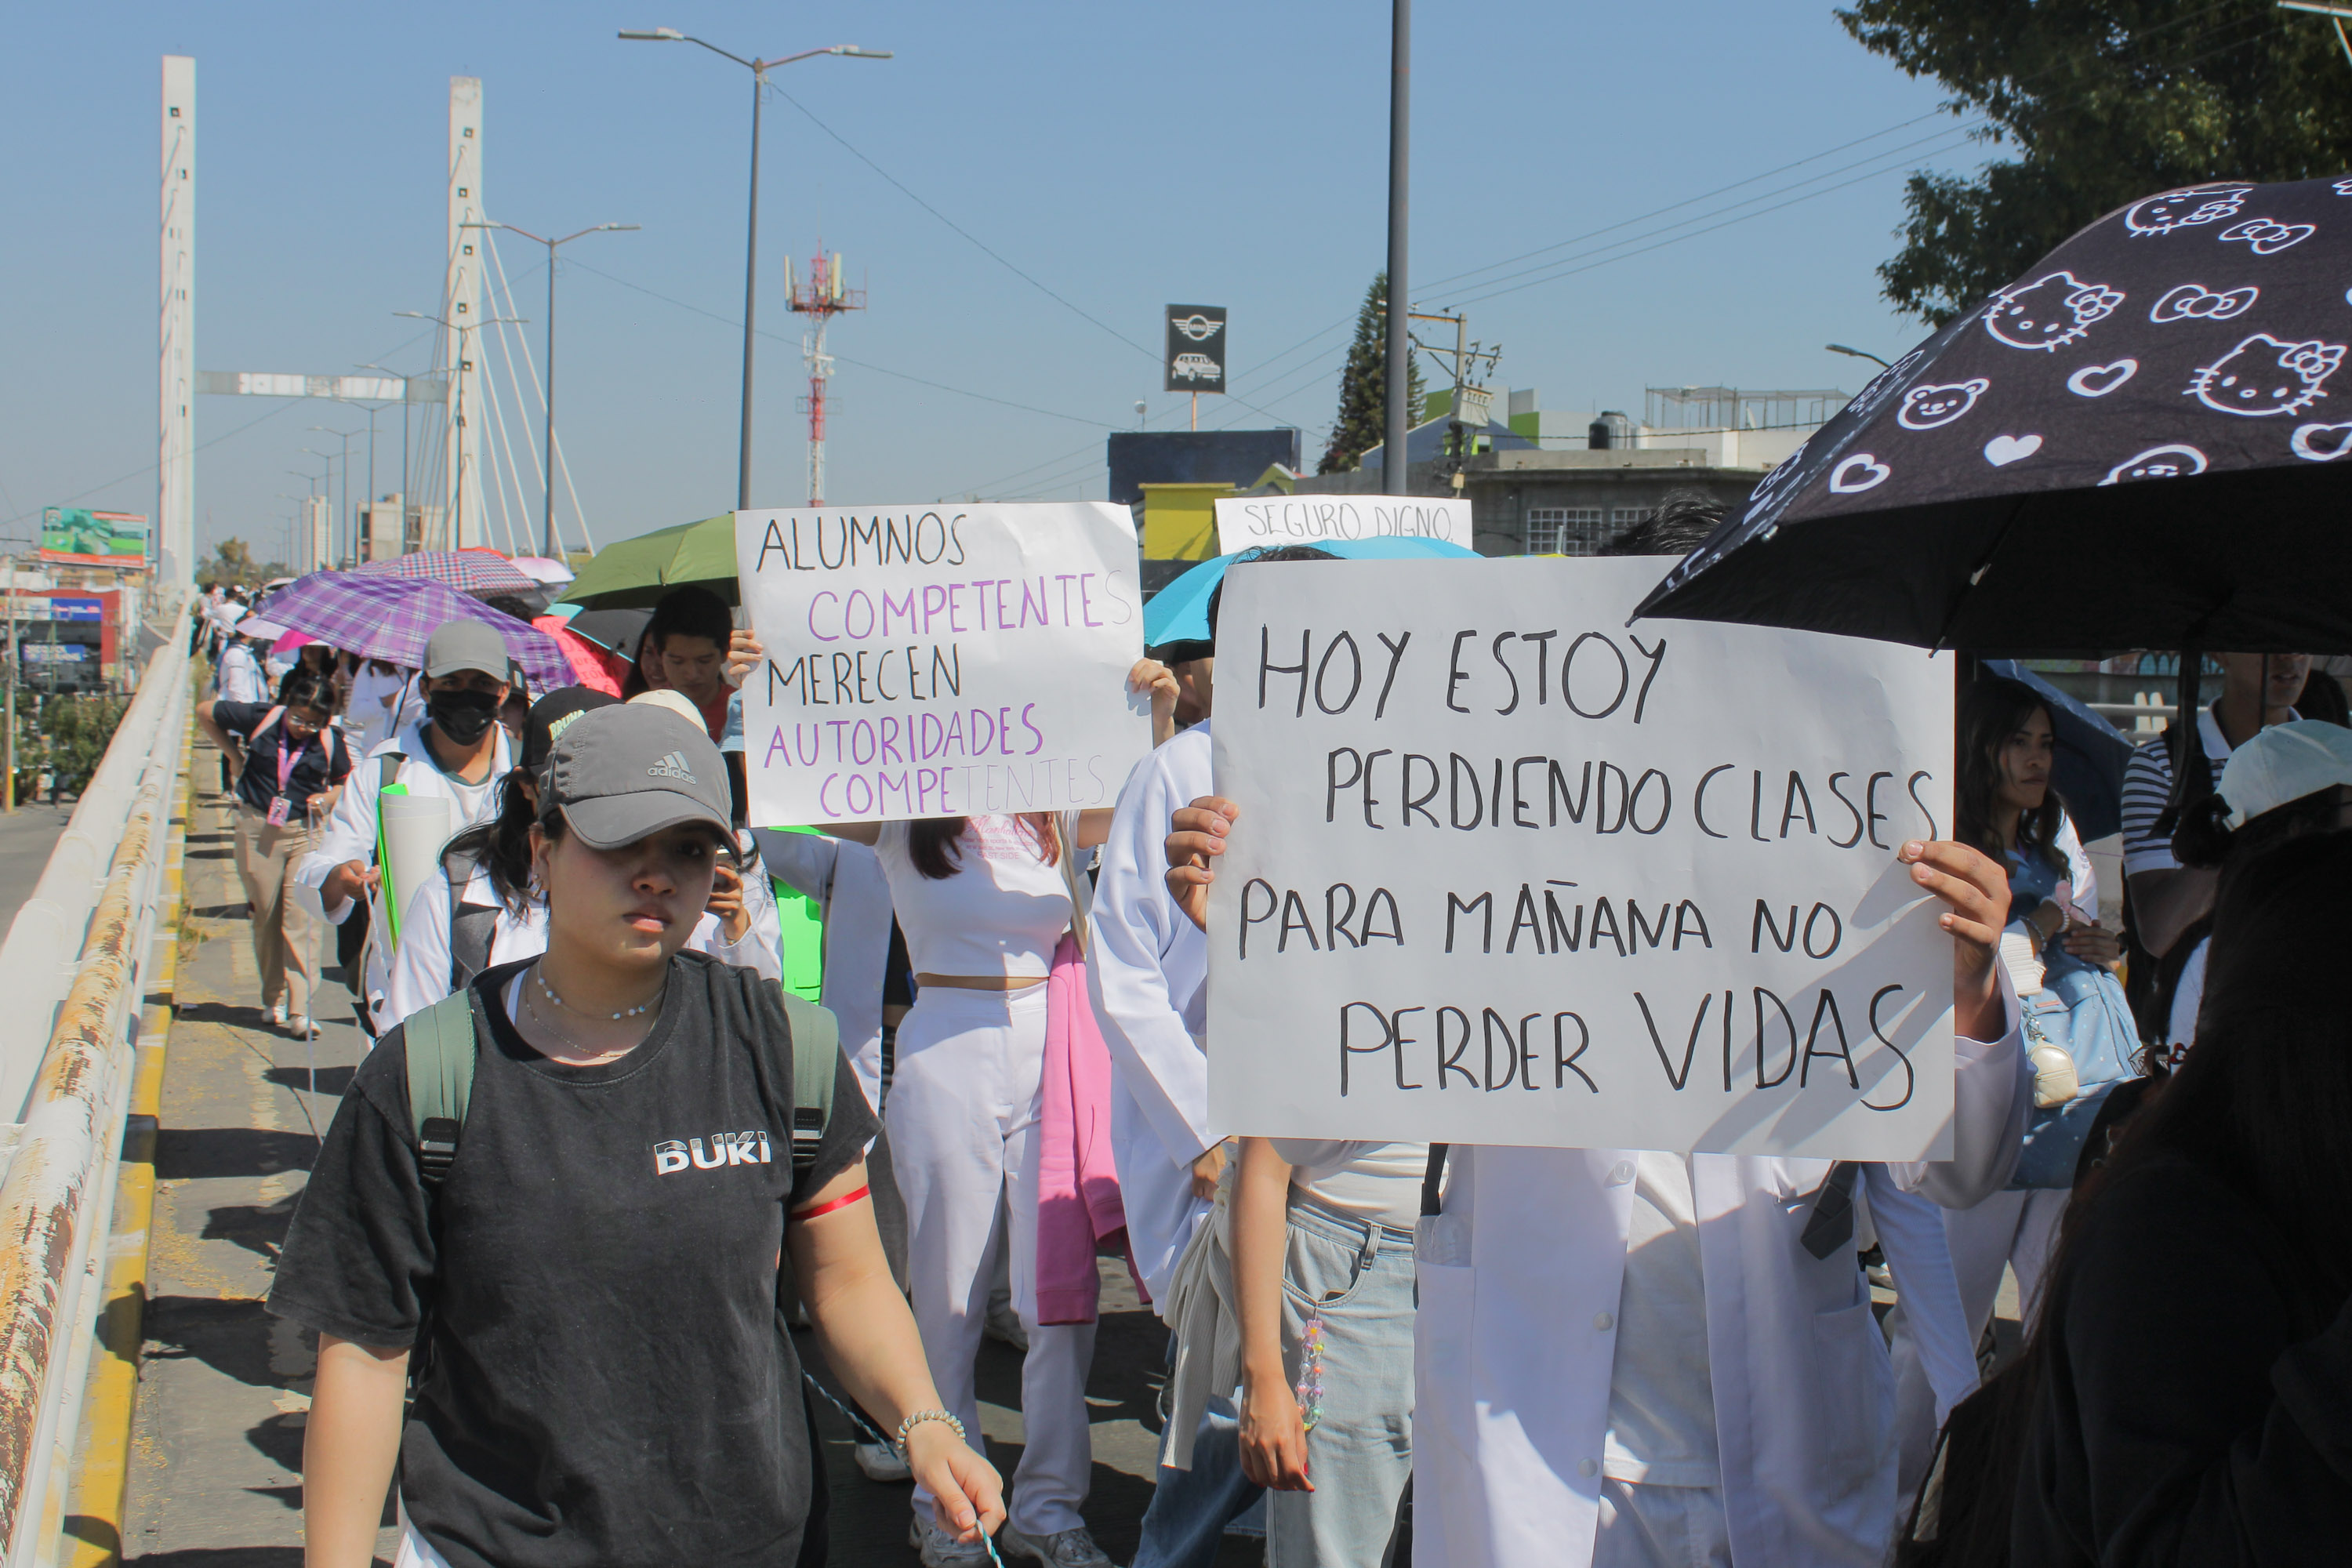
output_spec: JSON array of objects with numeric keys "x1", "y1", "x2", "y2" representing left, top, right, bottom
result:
[{"x1": 0, "y1": 607, "x2": 191, "y2": 1564}]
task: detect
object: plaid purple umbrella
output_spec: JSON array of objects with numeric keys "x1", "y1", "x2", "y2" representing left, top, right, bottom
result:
[
  {"x1": 350, "y1": 549, "x2": 540, "y2": 599},
  {"x1": 260, "y1": 572, "x2": 574, "y2": 690}
]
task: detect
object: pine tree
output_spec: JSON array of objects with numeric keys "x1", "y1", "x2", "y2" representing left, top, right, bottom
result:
[{"x1": 1319, "y1": 272, "x2": 1425, "y2": 474}]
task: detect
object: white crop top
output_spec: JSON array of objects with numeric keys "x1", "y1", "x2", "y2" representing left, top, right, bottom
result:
[{"x1": 875, "y1": 815, "x2": 1073, "y2": 978}]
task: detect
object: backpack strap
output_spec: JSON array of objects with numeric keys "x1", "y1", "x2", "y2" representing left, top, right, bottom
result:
[
  {"x1": 378, "y1": 750, "x2": 405, "y2": 797},
  {"x1": 778, "y1": 989, "x2": 840, "y2": 1173},
  {"x1": 404, "y1": 991, "x2": 480, "y2": 1188}
]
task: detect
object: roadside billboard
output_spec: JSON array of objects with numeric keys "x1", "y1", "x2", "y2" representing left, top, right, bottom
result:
[{"x1": 39, "y1": 508, "x2": 148, "y2": 570}]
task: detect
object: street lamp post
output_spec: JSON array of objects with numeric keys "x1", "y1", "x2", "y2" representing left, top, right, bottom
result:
[
  {"x1": 619, "y1": 27, "x2": 891, "y2": 510},
  {"x1": 309, "y1": 424, "x2": 363, "y2": 566},
  {"x1": 394, "y1": 310, "x2": 526, "y2": 550},
  {"x1": 1825, "y1": 343, "x2": 1893, "y2": 370},
  {"x1": 463, "y1": 220, "x2": 639, "y2": 557}
]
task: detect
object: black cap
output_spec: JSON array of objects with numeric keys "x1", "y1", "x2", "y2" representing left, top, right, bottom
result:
[{"x1": 522, "y1": 687, "x2": 621, "y2": 770}]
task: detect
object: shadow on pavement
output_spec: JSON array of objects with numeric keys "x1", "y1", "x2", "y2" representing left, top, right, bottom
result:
[
  {"x1": 156, "y1": 1128, "x2": 317, "y2": 1180},
  {"x1": 143, "y1": 1296, "x2": 285, "y2": 1391}
]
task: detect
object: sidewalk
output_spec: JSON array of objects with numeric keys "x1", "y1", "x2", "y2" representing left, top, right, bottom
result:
[{"x1": 115, "y1": 750, "x2": 388, "y2": 1566}]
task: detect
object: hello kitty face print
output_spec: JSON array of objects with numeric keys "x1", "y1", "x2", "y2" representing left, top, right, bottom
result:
[
  {"x1": 2124, "y1": 185, "x2": 2252, "y2": 238},
  {"x1": 2187, "y1": 333, "x2": 2347, "y2": 417},
  {"x1": 1984, "y1": 272, "x2": 2125, "y2": 351},
  {"x1": 1897, "y1": 379, "x2": 1991, "y2": 430}
]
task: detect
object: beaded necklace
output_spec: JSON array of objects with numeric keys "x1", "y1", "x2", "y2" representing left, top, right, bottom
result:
[{"x1": 534, "y1": 960, "x2": 664, "y2": 1022}]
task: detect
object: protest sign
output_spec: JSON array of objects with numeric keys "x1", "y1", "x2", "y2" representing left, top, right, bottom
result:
[
  {"x1": 1205, "y1": 555, "x2": 1956, "y2": 1160},
  {"x1": 1214, "y1": 495, "x2": 1471, "y2": 556},
  {"x1": 735, "y1": 503, "x2": 1152, "y2": 826}
]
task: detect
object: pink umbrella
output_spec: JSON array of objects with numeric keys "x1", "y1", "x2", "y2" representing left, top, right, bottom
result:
[{"x1": 270, "y1": 629, "x2": 317, "y2": 659}]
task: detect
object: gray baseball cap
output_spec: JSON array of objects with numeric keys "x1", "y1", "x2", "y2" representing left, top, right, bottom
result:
[
  {"x1": 423, "y1": 619, "x2": 511, "y2": 681},
  {"x1": 540, "y1": 703, "x2": 732, "y2": 850}
]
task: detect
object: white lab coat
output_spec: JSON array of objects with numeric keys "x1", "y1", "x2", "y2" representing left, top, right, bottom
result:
[
  {"x1": 1404, "y1": 990, "x2": 2027, "y2": 1568},
  {"x1": 1085, "y1": 721, "x2": 1214, "y2": 1313},
  {"x1": 379, "y1": 851, "x2": 784, "y2": 1032},
  {"x1": 343, "y1": 663, "x2": 410, "y2": 757},
  {"x1": 751, "y1": 827, "x2": 894, "y2": 1116},
  {"x1": 294, "y1": 720, "x2": 515, "y2": 1027}
]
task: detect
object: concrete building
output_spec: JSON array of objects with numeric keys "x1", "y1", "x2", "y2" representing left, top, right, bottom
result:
[{"x1": 1461, "y1": 384, "x2": 1846, "y2": 555}]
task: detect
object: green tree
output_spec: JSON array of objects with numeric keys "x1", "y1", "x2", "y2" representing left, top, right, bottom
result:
[
  {"x1": 193, "y1": 537, "x2": 292, "y2": 586},
  {"x1": 1319, "y1": 271, "x2": 1425, "y2": 474},
  {"x1": 1839, "y1": 1, "x2": 2352, "y2": 324}
]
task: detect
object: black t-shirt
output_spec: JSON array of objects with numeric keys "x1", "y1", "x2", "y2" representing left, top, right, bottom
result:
[
  {"x1": 213, "y1": 699, "x2": 354, "y2": 816},
  {"x1": 269, "y1": 951, "x2": 876, "y2": 1568}
]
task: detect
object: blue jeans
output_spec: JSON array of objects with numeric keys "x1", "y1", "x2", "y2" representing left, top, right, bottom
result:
[
  {"x1": 1131, "y1": 1379, "x2": 1265, "y2": 1568},
  {"x1": 1266, "y1": 1201, "x2": 1415, "y2": 1568}
]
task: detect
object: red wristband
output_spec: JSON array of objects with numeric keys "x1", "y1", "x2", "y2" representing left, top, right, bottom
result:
[{"x1": 789, "y1": 1185, "x2": 870, "y2": 1223}]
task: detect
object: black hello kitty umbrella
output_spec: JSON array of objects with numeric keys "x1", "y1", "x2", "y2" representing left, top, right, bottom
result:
[{"x1": 1635, "y1": 173, "x2": 2352, "y2": 654}]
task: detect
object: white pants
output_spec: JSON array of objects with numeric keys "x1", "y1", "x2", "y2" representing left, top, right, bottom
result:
[
  {"x1": 888, "y1": 984, "x2": 1096, "y2": 1536},
  {"x1": 1889, "y1": 1185, "x2": 2068, "y2": 1494},
  {"x1": 1592, "y1": 1479, "x2": 1731, "y2": 1568}
]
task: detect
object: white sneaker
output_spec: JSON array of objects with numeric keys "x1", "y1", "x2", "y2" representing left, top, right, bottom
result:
[
  {"x1": 855, "y1": 1439, "x2": 911, "y2": 1482},
  {"x1": 997, "y1": 1524, "x2": 1115, "y2": 1568},
  {"x1": 909, "y1": 1517, "x2": 990, "y2": 1566},
  {"x1": 268, "y1": 1000, "x2": 288, "y2": 1027},
  {"x1": 287, "y1": 1014, "x2": 314, "y2": 1038}
]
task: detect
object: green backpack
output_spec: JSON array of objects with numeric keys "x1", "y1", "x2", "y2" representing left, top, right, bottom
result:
[{"x1": 403, "y1": 982, "x2": 841, "y2": 1187}]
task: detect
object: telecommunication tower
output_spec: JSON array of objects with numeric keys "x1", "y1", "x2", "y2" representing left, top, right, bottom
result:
[{"x1": 787, "y1": 248, "x2": 865, "y2": 506}]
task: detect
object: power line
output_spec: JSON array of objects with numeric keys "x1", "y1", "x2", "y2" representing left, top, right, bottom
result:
[{"x1": 768, "y1": 82, "x2": 1159, "y2": 365}]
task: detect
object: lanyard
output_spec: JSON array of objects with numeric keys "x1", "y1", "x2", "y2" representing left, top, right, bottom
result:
[{"x1": 273, "y1": 731, "x2": 303, "y2": 799}]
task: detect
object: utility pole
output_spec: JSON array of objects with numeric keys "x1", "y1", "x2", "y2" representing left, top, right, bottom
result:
[
  {"x1": 618, "y1": 30, "x2": 892, "y2": 509},
  {"x1": 1382, "y1": 0, "x2": 1411, "y2": 495},
  {"x1": 1404, "y1": 309, "x2": 1499, "y2": 492}
]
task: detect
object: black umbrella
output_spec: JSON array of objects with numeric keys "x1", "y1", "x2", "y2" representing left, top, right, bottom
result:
[
  {"x1": 1636, "y1": 174, "x2": 2352, "y2": 656},
  {"x1": 563, "y1": 607, "x2": 652, "y2": 662}
]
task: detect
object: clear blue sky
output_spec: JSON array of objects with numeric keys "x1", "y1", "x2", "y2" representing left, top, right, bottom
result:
[{"x1": 0, "y1": 1, "x2": 1986, "y2": 566}]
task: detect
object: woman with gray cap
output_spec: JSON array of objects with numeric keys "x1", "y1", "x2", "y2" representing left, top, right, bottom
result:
[{"x1": 272, "y1": 702, "x2": 1004, "y2": 1568}]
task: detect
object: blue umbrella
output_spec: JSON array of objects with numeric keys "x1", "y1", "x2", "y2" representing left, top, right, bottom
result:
[
  {"x1": 1145, "y1": 536, "x2": 1481, "y2": 647},
  {"x1": 1980, "y1": 659, "x2": 2138, "y2": 843}
]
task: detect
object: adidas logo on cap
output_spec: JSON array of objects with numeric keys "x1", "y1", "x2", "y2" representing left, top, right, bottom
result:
[{"x1": 647, "y1": 750, "x2": 698, "y2": 783}]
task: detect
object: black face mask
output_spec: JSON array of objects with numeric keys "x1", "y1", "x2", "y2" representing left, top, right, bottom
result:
[{"x1": 428, "y1": 688, "x2": 500, "y2": 746}]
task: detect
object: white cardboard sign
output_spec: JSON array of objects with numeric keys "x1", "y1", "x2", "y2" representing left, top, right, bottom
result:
[
  {"x1": 735, "y1": 503, "x2": 1152, "y2": 825},
  {"x1": 1206, "y1": 556, "x2": 1957, "y2": 1160},
  {"x1": 1214, "y1": 494, "x2": 1472, "y2": 555}
]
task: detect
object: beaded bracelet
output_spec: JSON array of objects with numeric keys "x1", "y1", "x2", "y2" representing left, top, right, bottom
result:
[{"x1": 895, "y1": 1407, "x2": 967, "y2": 1456}]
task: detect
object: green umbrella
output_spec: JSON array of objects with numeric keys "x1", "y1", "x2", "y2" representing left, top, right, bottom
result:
[{"x1": 563, "y1": 514, "x2": 740, "y2": 608}]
